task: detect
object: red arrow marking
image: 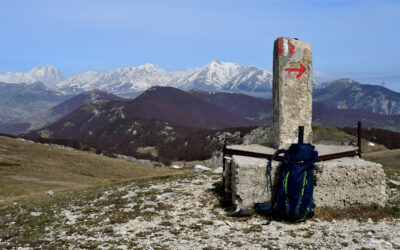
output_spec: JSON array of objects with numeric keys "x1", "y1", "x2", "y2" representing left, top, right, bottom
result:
[
  {"x1": 284, "y1": 63, "x2": 306, "y2": 78},
  {"x1": 289, "y1": 42, "x2": 295, "y2": 55},
  {"x1": 278, "y1": 37, "x2": 283, "y2": 55}
]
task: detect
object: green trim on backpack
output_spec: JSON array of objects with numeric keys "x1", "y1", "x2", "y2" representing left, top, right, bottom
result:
[
  {"x1": 301, "y1": 172, "x2": 308, "y2": 197},
  {"x1": 284, "y1": 171, "x2": 290, "y2": 194},
  {"x1": 295, "y1": 207, "x2": 310, "y2": 223}
]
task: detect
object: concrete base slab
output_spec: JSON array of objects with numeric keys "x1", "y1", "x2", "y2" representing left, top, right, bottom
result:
[
  {"x1": 230, "y1": 155, "x2": 280, "y2": 209},
  {"x1": 227, "y1": 144, "x2": 358, "y2": 156},
  {"x1": 225, "y1": 144, "x2": 387, "y2": 210},
  {"x1": 314, "y1": 157, "x2": 387, "y2": 208}
]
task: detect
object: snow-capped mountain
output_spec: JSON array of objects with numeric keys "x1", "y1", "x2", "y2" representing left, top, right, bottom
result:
[
  {"x1": 0, "y1": 61, "x2": 319, "y2": 99},
  {"x1": 174, "y1": 60, "x2": 273, "y2": 93},
  {"x1": 55, "y1": 64, "x2": 177, "y2": 96},
  {"x1": 0, "y1": 65, "x2": 64, "y2": 85},
  {"x1": 54, "y1": 60, "x2": 273, "y2": 97}
]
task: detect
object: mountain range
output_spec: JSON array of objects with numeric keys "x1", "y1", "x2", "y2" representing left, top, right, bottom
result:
[
  {"x1": 0, "y1": 65, "x2": 64, "y2": 85},
  {"x1": 1, "y1": 62, "x2": 400, "y2": 135},
  {"x1": 24, "y1": 86, "x2": 400, "y2": 164},
  {"x1": 28, "y1": 86, "x2": 255, "y2": 140},
  {"x1": 25, "y1": 87, "x2": 257, "y2": 162},
  {"x1": 0, "y1": 61, "x2": 275, "y2": 98},
  {"x1": 192, "y1": 89, "x2": 400, "y2": 131},
  {"x1": 313, "y1": 78, "x2": 400, "y2": 115},
  {"x1": 1, "y1": 78, "x2": 400, "y2": 135}
]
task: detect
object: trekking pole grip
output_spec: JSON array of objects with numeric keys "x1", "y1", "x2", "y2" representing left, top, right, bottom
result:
[{"x1": 298, "y1": 126, "x2": 304, "y2": 144}]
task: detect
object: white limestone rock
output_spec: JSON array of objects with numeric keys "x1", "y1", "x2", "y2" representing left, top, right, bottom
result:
[
  {"x1": 212, "y1": 167, "x2": 223, "y2": 174},
  {"x1": 194, "y1": 165, "x2": 212, "y2": 172}
]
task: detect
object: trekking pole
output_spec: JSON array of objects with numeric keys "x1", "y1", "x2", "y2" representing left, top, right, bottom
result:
[
  {"x1": 358, "y1": 121, "x2": 362, "y2": 158},
  {"x1": 298, "y1": 126, "x2": 304, "y2": 144},
  {"x1": 222, "y1": 139, "x2": 226, "y2": 193}
]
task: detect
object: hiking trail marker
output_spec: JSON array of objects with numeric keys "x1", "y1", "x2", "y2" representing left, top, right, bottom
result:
[
  {"x1": 273, "y1": 37, "x2": 313, "y2": 148},
  {"x1": 221, "y1": 38, "x2": 386, "y2": 211}
]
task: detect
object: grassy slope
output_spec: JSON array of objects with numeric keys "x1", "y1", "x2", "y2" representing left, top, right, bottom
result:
[
  {"x1": 0, "y1": 135, "x2": 185, "y2": 204},
  {"x1": 311, "y1": 126, "x2": 399, "y2": 217},
  {"x1": 312, "y1": 125, "x2": 388, "y2": 153},
  {"x1": 363, "y1": 149, "x2": 400, "y2": 177},
  {"x1": 363, "y1": 149, "x2": 400, "y2": 217}
]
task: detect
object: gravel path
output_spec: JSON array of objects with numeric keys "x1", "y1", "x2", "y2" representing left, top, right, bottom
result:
[{"x1": 1, "y1": 173, "x2": 399, "y2": 249}]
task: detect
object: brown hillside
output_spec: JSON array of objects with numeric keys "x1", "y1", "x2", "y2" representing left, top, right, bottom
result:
[
  {"x1": 0, "y1": 135, "x2": 184, "y2": 204},
  {"x1": 125, "y1": 86, "x2": 256, "y2": 129}
]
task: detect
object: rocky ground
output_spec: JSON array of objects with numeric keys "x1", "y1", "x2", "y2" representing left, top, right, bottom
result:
[{"x1": 1, "y1": 171, "x2": 399, "y2": 249}]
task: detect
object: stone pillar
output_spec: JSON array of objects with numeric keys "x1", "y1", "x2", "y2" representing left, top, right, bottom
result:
[{"x1": 273, "y1": 37, "x2": 313, "y2": 148}]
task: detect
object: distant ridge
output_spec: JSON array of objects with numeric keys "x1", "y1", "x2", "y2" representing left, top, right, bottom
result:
[
  {"x1": 190, "y1": 89, "x2": 400, "y2": 132},
  {"x1": 0, "y1": 81, "x2": 68, "y2": 135},
  {"x1": 125, "y1": 86, "x2": 256, "y2": 129},
  {"x1": 189, "y1": 89, "x2": 273, "y2": 123},
  {"x1": 27, "y1": 86, "x2": 256, "y2": 141},
  {"x1": 28, "y1": 89, "x2": 127, "y2": 131},
  {"x1": 314, "y1": 78, "x2": 400, "y2": 115},
  {"x1": 25, "y1": 87, "x2": 258, "y2": 162}
]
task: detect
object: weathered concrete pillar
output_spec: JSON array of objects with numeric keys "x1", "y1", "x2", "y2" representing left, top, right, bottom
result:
[{"x1": 273, "y1": 37, "x2": 313, "y2": 148}]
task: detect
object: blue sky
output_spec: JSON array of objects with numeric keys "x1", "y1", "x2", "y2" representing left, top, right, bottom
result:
[{"x1": 1, "y1": 0, "x2": 400, "y2": 91}]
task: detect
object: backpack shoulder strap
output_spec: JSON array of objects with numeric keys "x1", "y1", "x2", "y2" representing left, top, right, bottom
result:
[{"x1": 267, "y1": 149, "x2": 285, "y2": 199}]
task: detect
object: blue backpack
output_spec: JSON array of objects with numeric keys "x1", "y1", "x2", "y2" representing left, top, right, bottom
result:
[{"x1": 256, "y1": 143, "x2": 318, "y2": 223}]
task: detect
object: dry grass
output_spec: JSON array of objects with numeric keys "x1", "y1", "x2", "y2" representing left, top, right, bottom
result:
[
  {"x1": 313, "y1": 125, "x2": 355, "y2": 144},
  {"x1": 312, "y1": 127, "x2": 399, "y2": 217},
  {"x1": 312, "y1": 125, "x2": 388, "y2": 153},
  {"x1": 136, "y1": 146, "x2": 159, "y2": 157},
  {"x1": 363, "y1": 149, "x2": 400, "y2": 218},
  {"x1": 314, "y1": 205, "x2": 391, "y2": 221},
  {"x1": 0, "y1": 135, "x2": 186, "y2": 205},
  {"x1": 313, "y1": 148, "x2": 400, "y2": 220},
  {"x1": 363, "y1": 149, "x2": 400, "y2": 177}
]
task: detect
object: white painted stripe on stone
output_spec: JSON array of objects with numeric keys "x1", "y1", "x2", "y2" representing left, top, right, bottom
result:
[{"x1": 283, "y1": 38, "x2": 289, "y2": 56}]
